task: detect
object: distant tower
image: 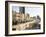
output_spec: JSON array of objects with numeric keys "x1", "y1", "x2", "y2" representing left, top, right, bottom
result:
[{"x1": 19, "y1": 7, "x2": 25, "y2": 14}]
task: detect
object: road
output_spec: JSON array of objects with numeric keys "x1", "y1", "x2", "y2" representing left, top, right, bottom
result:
[{"x1": 12, "y1": 19, "x2": 40, "y2": 30}]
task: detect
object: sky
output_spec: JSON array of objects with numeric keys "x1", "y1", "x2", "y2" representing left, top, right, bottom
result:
[
  {"x1": 12, "y1": 6, "x2": 19, "y2": 13},
  {"x1": 12, "y1": 6, "x2": 41, "y2": 17}
]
